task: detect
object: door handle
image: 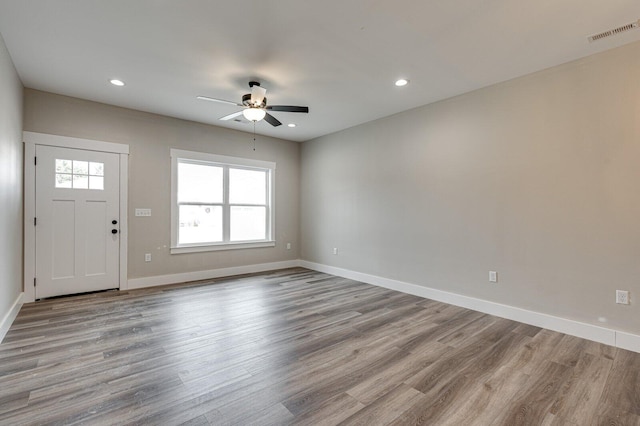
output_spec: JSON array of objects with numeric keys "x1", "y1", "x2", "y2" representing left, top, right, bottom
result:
[{"x1": 112, "y1": 229, "x2": 118, "y2": 234}]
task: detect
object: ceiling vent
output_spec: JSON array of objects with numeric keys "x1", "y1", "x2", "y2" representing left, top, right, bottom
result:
[{"x1": 588, "y1": 20, "x2": 639, "y2": 42}]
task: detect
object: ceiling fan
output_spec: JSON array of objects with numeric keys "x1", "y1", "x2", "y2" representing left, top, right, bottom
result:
[{"x1": 197, "y1": 81, "x2": 309, "y2": 127}]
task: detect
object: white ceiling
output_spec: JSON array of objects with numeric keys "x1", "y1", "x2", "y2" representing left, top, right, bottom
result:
[{"x1": 0, "y1": 1, "x2": 639, "y2": 142}]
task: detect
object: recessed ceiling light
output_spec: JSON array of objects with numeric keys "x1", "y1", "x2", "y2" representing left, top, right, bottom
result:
[
  {"x1": 109, "y1": 79, "x2": 125, "y2": 86},
  {"x1": 288, "y1": 123, "x2": 296, "y2": 128},
  {"x1": 395, "y1": 79, "x2": 409, "y2": 87}
]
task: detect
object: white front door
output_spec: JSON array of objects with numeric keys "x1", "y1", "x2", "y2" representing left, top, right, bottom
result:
[{"x1": 35, "y1": 145, "x2": 120, "y2": 299}]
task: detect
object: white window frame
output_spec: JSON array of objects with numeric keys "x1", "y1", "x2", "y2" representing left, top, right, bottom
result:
[{"x1": 170, "y1": 149, "x2": 275, "y2": 254}]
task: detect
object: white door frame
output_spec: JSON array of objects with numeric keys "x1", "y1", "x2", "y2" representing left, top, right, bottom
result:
[{"x1": 23, "y1": 131, "x2": 129, "y2": 303}]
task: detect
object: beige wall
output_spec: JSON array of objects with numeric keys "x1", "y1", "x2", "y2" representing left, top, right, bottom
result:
[
  {"x1": 301, "y1": 41, "x2": 640, "y2": 334},
  {"x1": 0, "y1": 33, "x2": 23, "y2": 322},
  {"x1": 24, "y1": 90, "x2": 300, "y2": 280}
]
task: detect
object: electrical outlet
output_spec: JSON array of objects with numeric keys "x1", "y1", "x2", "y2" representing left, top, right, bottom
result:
[
  {"x1": 489, "y1": 271, "x2": 497, "y2": 283},
  {"x1": 145, "y1": 253, "x2": 151, "y2": 262},
  {"x1": 333, "y1": 247, "x2": 338, "y2": 255},
  {"x1": 616, "y1": 290, "x2": 629, "y2": 305}
]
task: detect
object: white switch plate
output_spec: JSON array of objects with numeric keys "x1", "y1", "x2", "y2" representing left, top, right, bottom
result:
[
  {"x1": 135, "y1": 208, "x2": 152, "y2": 217},
  {"x1": 489, "y1": 271, "x2": 498, "y2": 283},
  {"x1": 286, "y1": 243, "x2": 291, "y2": 250},
  {"x1": 333, "y1": 248, "x2": 338, "y2": 255},
  {"x1": 616, "y1": 290, "x2": 629, "y2": 305},
  {"x1": 145, "y1": 253, "x2": 151, "y2": 262}
]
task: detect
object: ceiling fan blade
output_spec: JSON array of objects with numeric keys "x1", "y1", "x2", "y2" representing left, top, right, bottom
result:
[
  {"x1": 219, "y1": 110, "x2": 244, "y2": 121},
  {"x1": 266, "y1": 105, "x2": 309, "y2": 113},
  {"x1": 197, "y1": 96, "x2": 242, "y2": 107},
  {"x1": 250, "y1": 86, "x2": 267, "y2": 105},
  {"x1": 263, "y1": 112, "x2": 282, "y2": 127}
]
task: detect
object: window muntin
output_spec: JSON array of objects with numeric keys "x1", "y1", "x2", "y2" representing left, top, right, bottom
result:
[{"x1": 171, "y1": 150, "x2": 275, "y2": 253}]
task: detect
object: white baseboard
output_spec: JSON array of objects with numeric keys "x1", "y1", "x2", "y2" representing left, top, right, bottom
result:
[
  {"x1": 0, "y1": 292, "x2": 23, "y2": 344},
  {"x1": 300, "y1": 260, "x2": 640, "y2": 353},
  {"x1": 127, "y1": 260, "x2": 302, "y2": 290},
  {"x1": 615, "y1": 331, "x2": 640, "y2": 353}
]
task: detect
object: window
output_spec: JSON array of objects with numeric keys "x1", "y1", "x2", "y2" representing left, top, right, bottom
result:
[
  {"x1": 170, "y1": 149, "x2": 275, "y2": 253},
  {"x1": 55, "y1": 159, "x2": 104, "y2": 190}
]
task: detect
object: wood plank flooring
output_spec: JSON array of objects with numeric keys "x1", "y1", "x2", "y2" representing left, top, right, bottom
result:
[{"x1": 1, "y1": 268, "x2": 639, "y2": 425}]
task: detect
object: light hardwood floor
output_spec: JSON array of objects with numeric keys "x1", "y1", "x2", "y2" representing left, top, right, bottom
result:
[{"x1": 1, "y1": 268, "x2": 639, "y2": 425}]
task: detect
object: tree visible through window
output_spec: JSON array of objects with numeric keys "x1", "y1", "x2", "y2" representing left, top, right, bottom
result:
[{"x1": 170, "y1": 149, "x2": 275, "y2": 253}]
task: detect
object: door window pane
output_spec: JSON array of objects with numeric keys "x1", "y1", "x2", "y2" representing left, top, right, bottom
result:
[
  {"x1": 89, "y1": 176, "x2": 104, "y2": 190},
  {"x1": 73, "y1": 161, "x2": 89, "y2": 175},
  {"x1": 230, "y1": 206, "x2": 266, "y2": 241},
  {"x1": 90, "y1": 162, "x2": 104, "y2": 176},
  {"x1": 72, "y1": 174, "x2": 89, "y2": 189},
  {"x1": 179, "y1": 205, "x2": 223, "y2": 244},
  {"x1": 56, "y1": 159, "x2": 72, "y2": 173},
  {"x1": 56, "y1": 173, "x2": 72, "y2": 188},
  {"x1": 178, "y1": 163, "x2": 223, "y2": 203},
  {"x1": 229, "y1": 169, "x2": 266, "y2": 204}
]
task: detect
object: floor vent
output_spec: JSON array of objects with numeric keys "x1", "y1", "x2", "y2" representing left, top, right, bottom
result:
[{"x1": 588, "y1": 20, "x2": 639, "y2": 42}]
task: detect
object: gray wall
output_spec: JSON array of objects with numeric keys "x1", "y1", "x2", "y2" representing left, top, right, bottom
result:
[
  {"x1": 301, "y1": 41, "x2": 640, "y2": 334},
  {"x1": 24, "y1": 90, "x2": 300, "y2": 280},
  {"x1": 0, "y1": 33, "x2": 23, "y2": 321}
]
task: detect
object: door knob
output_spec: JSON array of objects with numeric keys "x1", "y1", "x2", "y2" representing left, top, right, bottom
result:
[
  {"x1": 112, "y1": 220, "x2": 118, "y2": 225},
  {"x1": 112, "y1": 229, "x2": 118, "y2": 234}
]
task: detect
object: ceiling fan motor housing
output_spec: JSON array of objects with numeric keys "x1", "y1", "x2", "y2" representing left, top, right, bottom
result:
[{"x1": 242, "y1": 93, "x2": 266, "y2": 108}]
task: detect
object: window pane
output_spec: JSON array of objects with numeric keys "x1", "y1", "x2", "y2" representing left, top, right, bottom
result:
[
  {"x1": 89, "y1": 176, "x2": 104, "y2": 190},
  {"x1": 72, "y1": 174, "x2": 88, "y2": 189},
  {"x1": 73, "y1": 161, "x2": 89, "y2": 175},
  {"x1": 179, "y1": 205, "x2": 223, "y2": 244},
  {"x1": 55, "y1": 173, "x2": 72, "y2": 188},
  {"x1": 230, "y1": 206, "x2": 266, "y2": 241},
  {"x1": 229, "y1": 168, "x2": 266, "y2": 205},
  {"x1": 56, "y1": 159, "x2": 72, "y2": 173},
  {"x1": 178, "y1": 162, "x2": 223, "y2": 203},
  {"x1": 90, "y1": 162, "x2": 104, "y2": 176}
]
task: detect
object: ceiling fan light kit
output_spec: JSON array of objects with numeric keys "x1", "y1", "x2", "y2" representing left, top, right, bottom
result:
[
  {"x1": 243, "y1": 108, "x2": 266, "y2": 122},
  {"x1": 198, "y1": 81, "x2": 309, "y2": 127}
]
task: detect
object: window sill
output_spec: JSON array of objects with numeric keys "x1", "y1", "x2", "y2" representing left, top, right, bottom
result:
[{"x1": 170, "y1": 240, "x2": 276, "y2": 254}]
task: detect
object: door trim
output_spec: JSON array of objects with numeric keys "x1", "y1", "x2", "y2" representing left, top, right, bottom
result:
[{"x1": 23, "y1": 131, "x2": 129, "y2": 303}]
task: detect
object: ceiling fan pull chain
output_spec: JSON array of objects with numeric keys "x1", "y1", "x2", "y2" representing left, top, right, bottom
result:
[{"x1": 253, "y1": 121, "x2": 256, "y2": 151}]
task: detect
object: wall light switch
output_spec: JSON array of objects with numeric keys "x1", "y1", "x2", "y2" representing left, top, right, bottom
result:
[
  {"x1": 145, "y1": 253, "x2": 151, "y2": 262},
  {"x1": 333, "y1": 248, "x2": 338, "y2": 255},
  {"x1": 286, "y1": 243, "x2": 291, "y2": 250},
  {"x1": 135, "y1": 208, "x2": 152, "y2": 217},
  {"x1": 489, "y1": 271, "x2": 498, "y2": 283}
]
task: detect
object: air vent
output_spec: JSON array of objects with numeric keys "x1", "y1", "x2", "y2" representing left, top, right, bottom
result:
[{"x1": 588, "y1": 20, "x2": 639, "y2": 42}]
